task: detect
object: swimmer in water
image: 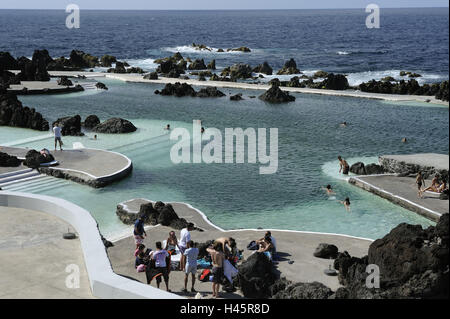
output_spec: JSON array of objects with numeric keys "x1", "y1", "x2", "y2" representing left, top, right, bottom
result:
[
  {"x1": 201, "y1": 127, "x2": 205, "y2": 134},
  {"x1": 164, "y1": 124, "x2": 171, "y2": 130},
  {"x1": 322, "y1": 184, "x2": 336, "y2": 195},
  {"x1": 340, "y1": 121, "x2": 348, "y2": 127},
  {"x1": 339, "y1": 197, "x2": 351, "y2": 211}
]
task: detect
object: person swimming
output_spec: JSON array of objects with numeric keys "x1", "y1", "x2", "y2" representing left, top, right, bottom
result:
[
  {"x1": 322, "y1": 184, "x2": 336, "y2": 195},
  {"x1": 340, "y1": 121, "x2": 348, "y2": 127},
  {"x1": 339, "y1": 197, "x2": 351, "y2": 211},
  {"x1": 164, "y1": 124, "x2": 171, "y2": 130},
  {"x1": 201, "y1": 127, "x2": 205, "y2": 134}
]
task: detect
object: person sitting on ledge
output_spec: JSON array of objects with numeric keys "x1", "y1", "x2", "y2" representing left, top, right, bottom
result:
[
  {"x1": 421, "y1": 175, "x2": 440, "y2": 195},
  {"x1": 257, "y1": 235, "x2": 275, "y2": 261},
  {"x1": 437, "y1": 180, "x2": 448, "y2": 193},
  {"x1": 165, "y1": 231, "x2": 180, "y2": 254}
]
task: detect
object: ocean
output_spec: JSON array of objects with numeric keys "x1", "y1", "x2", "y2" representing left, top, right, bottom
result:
[
  {"x1": 0, "y1": 8, "x2": 448, "y2": 239},
  {"x1": 0, "y1": 8, "x2": 448, "y2": 84}
]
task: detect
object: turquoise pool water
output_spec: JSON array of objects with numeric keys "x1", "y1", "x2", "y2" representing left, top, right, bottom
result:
[{"x1": 1, "y1": 78, "x2": 447, "y2": 239}]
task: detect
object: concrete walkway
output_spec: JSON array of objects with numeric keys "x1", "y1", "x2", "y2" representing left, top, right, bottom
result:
[
  {"x1": 350, "y1": 175, "x2": 448, "y2": 221},
  {"x1": 108, "y1": 200, "x2": 372, "y2": 299},
  {"x1": 40, "y1": 71, "x2": 449, "y2": 106},
  {"x1": 0, "y1": 206, "x2": 93, "y2": 298},
  {"x1": 0, "y1": 146, "x2": 132, "y2": 187}
]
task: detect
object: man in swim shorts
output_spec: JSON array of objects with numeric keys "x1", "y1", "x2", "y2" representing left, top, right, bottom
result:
[
  {"x1": 53, "y1": 123, "x2": 63, "y2": 151},
  {"x1": 338, "y1": 156, "x2": 350, "y2": 175}
]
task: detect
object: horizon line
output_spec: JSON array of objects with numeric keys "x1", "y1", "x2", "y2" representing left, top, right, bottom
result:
[{"x1": 0, "y1": 6, "x2": 448, "y2": 11}]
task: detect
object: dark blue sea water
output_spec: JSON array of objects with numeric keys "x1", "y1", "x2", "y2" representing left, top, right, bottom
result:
[
  {"x1": 0, "y1": 8, "x2": 448, "y2": 239},
  {"x1": 0, "y1": 8, "x2": 448, "y2": 84}
]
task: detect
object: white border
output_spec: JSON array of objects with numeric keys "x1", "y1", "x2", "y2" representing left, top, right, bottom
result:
[
  {"x1": 350, "y1": 176, "x2": 442, "y2": 219},
  {"x1": 0, "y1": 191, "x2": 183, "y2": 299}
]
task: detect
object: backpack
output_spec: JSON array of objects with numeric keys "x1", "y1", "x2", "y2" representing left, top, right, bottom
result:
[{"x1": 199, "y1": 269, "x2": 211, "y2": 282}]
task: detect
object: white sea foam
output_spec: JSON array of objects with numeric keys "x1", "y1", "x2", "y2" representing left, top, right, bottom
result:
[
  {"x1": 162, "y1": 45, "x2": 251, "y2": 55},
  {"x1": 346, "y1": 70, "x2": 446, "y2": 86},
  {"x1": 337, "y1": 51, "x2": 350, "y2": 55},
  {"x1": 321, "y1": 156, "x2": 379, "y2": 181}
]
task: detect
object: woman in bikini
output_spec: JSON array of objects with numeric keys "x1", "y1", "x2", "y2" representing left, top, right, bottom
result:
[
  {"x1": 165, "y1": 231, "x2": 180, "y2": 254},
  {"x1": 421, "y1": 175, "x2": 440, "y2": 195}
]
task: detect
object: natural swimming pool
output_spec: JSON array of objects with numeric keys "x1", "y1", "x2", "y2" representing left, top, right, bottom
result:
[{"x1": 1, "y1": 78, "x2": 447, "y2": 239}]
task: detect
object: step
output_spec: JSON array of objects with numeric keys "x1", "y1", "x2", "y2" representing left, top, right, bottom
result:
[
  {"x1": 6, "y1": 179, "x2": 69, "y2": 193},
  {"x1": 0, "y1": 174, "x2": 43, "y2": 188},
  {"x1": 0, "y1": 170, "x2": 40, "y2": 184},
  {"x1": 3, "y1": 176, "x2": 62, "y2": 192},
  {"x1": 0, "y1": 168, "x2": 33, "y2": 180}
]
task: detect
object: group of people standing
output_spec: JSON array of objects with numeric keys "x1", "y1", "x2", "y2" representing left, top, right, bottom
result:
[{"x1": 132, "y1": 216, "x2": 234, "y2": 298}]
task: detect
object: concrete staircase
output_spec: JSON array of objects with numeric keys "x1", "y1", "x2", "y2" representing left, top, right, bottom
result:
[{"x1": 0, "y1": 169, "x2": 69, "y2": 192}]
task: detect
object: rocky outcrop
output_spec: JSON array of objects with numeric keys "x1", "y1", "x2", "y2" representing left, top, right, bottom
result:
[
  {"x1": 333, "y1": 214, "x2": 449, "y2": 299},
  {"x1": 365, "y1": 163, "x2": 385, "y2": 175},
  {"x1": 227, "y1": 46, "x2": 251, "y2": 53},
  {"x1": 350, "y1": 162, "x2": 366, "y2": 175},
  {"x1": 155, "y1": 53, "x2": 187, "y2": 77},
  {"x1": 100, "y1": 55, "x2": 117, "y2": 67},
  {"x1": 0, "y1": 92, "x2": 49, "y2": 131},
  {"x1": 16, "y1": 50, "x2": 51, "y2": 82},
  {"x1": 69, "y1": 50, "x2": 99, "y2": 69},
  {"x1": 116, "y1": 200, "x2": 201, "y2": 231},
  {"x1": 53, "y1": 115, "x2": 83, "y2": 136},
  {"x1": 350, "y1": 162, "x2": 385, "y2": 175},
  {"x1": 313, "y1": 243, "x2": 338, "y2": 259},
  {"x1": 235, "y1": 252, "x2": 277, "y2": 298},
  {"x1": 23, "y1": 149, "x2": 55, "y2": 169},
  {"x1": 143, "y1": 72, "x2": 158, "y2": 80},
  {"x1": 359, "y1": 79, "x2": 448, "y2": 101},
  {"x1": 379, "y1": 155, "x2": 448, "y2": 181},
  {"x1": 82, "y1": 115, "x2": 100, "y2": 129},
  {"x1": 155, "y1": 82, "x2": 196, "y2": 97},
  {"x1": 320, "y1": 73, "x2": 349, "y2": 90},
  {"x1": 107, "y1": 61, "x2": 126, "y2": 74},
  {"x1": 188, "y1": 59, "x2": 207, "y2": 70},
  {"x1": 277, "y1": 58, "x2": 300, "y2": 75},
  {"x1": 93, "y1": 118, "x2": 137, "y2": 134},
  {"x1": 0, "y1": 52, "x2": 19, "y2": 71},
  {"x1": 230, "y1": 93, "x2": 244, "y2": 101},
  {"x1": 95, "y1": 82, "x2": 108, "y2": 90},
  {"x1": 435, "y1": 81, "x2": 449, "y2": 101},
  {"x1": 57, "y1": 76, "x2": 73, "y2": 86},
  {"x1": 221, "y1": 63, "x2": 253, "y2": 79},
  {"x1": 195, "y1": 87, "x2": 225, "y2": 98},
  {"x1": 272, "y1": 281, "x2": 334, "y2": 299},
  {"x1": 155, "y1": 82, "x2": 225, "y2": 98},
  {"x1": 0, "y1": 152, "x2": 21, "y2": 167},
  {"x1": 207, "y1": 59, "x2": 216, "y2": 70},
  {"x1": 259, "y1": 83, "x2": 296, "y2": 103},
  {"x1": 252, "y1": 62, "x2": 273, "y2": 75}
]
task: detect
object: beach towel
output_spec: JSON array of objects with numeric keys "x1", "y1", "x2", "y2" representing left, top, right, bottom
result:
[
  {"x1": 223, "y1": 259, "x2": 238, "y2": 283},
  {"x1": 197, "y1": 258, "x2": 212, "y2": 269}
]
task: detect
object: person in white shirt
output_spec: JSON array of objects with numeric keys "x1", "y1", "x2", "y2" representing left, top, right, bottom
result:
[
  {"x1": 179, "y1": 223, "x2": 194, "y2": 271},
  {"x1": 53, "y1": 123, "x2": 63, "y2": 151}
]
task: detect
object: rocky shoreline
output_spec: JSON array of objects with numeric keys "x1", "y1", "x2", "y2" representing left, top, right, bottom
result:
[{"x1": 2, "y1": 49, "x2": 449, "y2": 102}]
